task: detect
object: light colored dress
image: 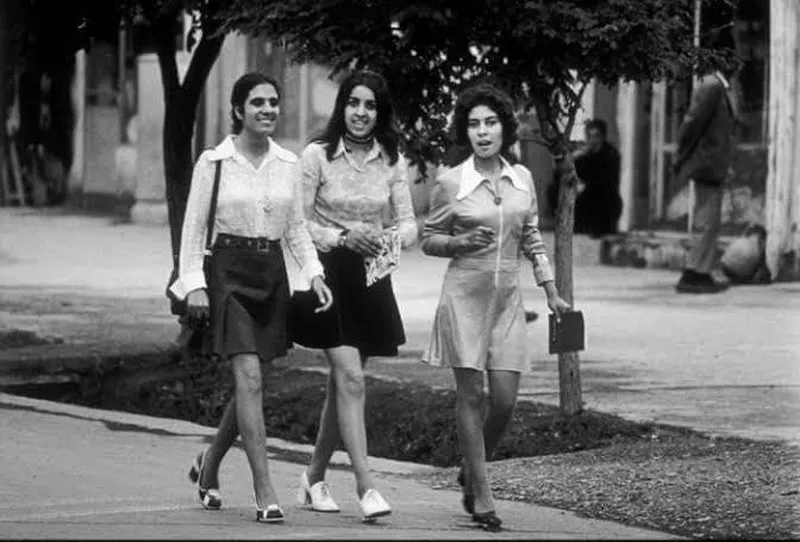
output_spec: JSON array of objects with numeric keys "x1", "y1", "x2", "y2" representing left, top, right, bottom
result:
[{"x1": 421, "y1": 155, "x2": 554, "y2": 372}]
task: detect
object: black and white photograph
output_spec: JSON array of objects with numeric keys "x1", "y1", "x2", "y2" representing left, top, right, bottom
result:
[{"x1": 0, "y1": 0, "x2": 797, "y2": 539}]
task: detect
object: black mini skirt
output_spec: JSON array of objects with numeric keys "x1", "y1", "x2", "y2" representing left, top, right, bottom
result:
[
  {"x1": 206, "y1": 234, "x2": 291, "y2": 362},
  {"x1": 288, "y1": 247, "x2": 406, "y2": 358}
]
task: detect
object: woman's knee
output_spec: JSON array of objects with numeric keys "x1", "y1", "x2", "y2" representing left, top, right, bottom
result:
[
  {"x1": 333, "y1": 364, "x2": 365, "y2": 399},
  {"x1": 232, "y1": 354, "x2": 262, "y2": 396},
  {"x1": 327, "y1": 347, "x2": 366, "y2": 399},
  {"x1": 490, "y1": 393, "x2": 517, "y2": 419},
  {"x1": 455, "y1": 372, "x2": 485, "y2": 410}
]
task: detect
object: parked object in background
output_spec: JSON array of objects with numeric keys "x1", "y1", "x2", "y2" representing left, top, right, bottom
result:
[{"x1": 721, "y1": 224, "x2": 772, "y2": 285}]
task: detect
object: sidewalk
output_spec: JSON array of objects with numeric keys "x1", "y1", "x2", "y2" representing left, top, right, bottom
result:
[
  {"x1": 1, "y1": 207, "x2": 799, "y2": 445},
  {"x1": 0, "y1": 392, "x2": 676, "y2": 540}
]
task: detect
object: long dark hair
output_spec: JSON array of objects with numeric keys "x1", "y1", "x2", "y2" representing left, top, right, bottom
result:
[
  {"x1": 230, "y1": 72, "x2": 282, "y2": 134},
  {"x1": 312, "y1": 70, "x2": 400, "y2": 165},
  {"x1": 446, "y1": 82, "x2": 519, "y2": 167}
]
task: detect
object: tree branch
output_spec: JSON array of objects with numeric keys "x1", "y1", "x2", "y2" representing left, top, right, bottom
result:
[
  {"x1": 562, "y1": 81, "x2": 588, "y2": 139},
  {"x1": 182, "y1": 20, "x2": 225, "y2": 107}
]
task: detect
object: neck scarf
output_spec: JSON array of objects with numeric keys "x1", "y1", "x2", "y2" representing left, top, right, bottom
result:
[{"x1": 344, "y1": 132, "x2": 375, "y2": 148}]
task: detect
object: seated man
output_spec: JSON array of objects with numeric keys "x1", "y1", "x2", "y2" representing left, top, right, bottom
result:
[{"x1": 548, "y1": 120, "x2": 623, "y2": 238}]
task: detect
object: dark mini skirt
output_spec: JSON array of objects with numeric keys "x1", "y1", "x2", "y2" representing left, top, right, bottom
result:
[
  {"x1": 288, "y1": 247, "x2": 406, "y2": 358},
  {"x1": 207, "y1": 233, "x2": 291, "y2": 362}
]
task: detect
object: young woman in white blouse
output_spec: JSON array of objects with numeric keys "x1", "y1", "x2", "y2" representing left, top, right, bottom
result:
[
  {"x1": 289, "y1": 70, "x2": 418, "y2": 522},
  {"x1": 170, "y1": 72, "x2": 333, "y2": 524},
  {"x1": 421, "y1": 83, "x2": 571, "y2": 531}
]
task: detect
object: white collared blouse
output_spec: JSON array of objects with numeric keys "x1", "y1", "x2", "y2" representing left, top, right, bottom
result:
[
  {"x1": 170, "y1": 136, "x2": 325, "y2": 300},
  {"x1": 297, "y1": 139, "x2": 418, "y2": 252},
  {"x1": 421, "y1": 155, "x2": 554, "y2": 286}
]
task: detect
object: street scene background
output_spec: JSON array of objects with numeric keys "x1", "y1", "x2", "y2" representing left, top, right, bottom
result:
[{"x1": 2, "y1": 0, "x2": 800, "y2": 539}]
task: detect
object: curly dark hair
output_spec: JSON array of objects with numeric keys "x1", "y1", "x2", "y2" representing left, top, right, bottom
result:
[
  {"x1": 230, "y1": 72, "x2": 282, "y2": 134},
  {"x1": 448, "y1": 82, "x2": 519, "y2": 166},
  {"x1": 312, "y1": 70, "x2": 400, "y2": 165}
]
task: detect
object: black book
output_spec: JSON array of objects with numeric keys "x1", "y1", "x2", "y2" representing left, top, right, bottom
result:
[{"x1": 548, "y1": 310, "x2": 585, "y2": 355}]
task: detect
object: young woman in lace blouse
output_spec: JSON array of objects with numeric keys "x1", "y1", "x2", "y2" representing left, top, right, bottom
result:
[
  {"x1": 421, "y1": 83, "x2": 571, "y2": 531},
  {"x1": 289, "y1": 70, "x2": 417, "y2": 522},
  {"x1": 170, "y1": 72, "x2": 333, "y2": 524}
]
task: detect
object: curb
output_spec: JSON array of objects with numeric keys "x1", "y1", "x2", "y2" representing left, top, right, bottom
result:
[{"x1": 0, "y1": 391, "x2": 439, "y2": 477}]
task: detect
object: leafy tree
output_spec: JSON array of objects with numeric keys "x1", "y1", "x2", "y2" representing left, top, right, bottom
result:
[{"x1": 222, "y1": 0, "x2": 733, "y2": 414}]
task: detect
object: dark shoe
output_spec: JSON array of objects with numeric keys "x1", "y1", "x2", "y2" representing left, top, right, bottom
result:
[
  {"x1": 256, "y1": 504, "x2": 285, "y2": 524},
  {"x1": 457, "y1": 465, "x2": 475, "y2": 515},
  {"x1": 676, "y1": 270, "x2": 729, "y2": 294},
  {"x1": 472, "y1": 510, "x2": 503, "y2": 532}
]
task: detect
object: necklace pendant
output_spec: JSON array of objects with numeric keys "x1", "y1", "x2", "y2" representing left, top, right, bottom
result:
[{"x1": 494, "y1": 196, "x2": 502, "y2": 205}]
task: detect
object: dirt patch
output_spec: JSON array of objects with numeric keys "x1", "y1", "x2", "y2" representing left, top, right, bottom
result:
[
  {"x1": 421, "y1": 436, "x2": 800, "y2": 540},
  {"x1": 5, "y1": 350, "x2": 658, "y2": 467},
  {"x1": 0, "y1": 329, "x2": 63, "y2": 348}
]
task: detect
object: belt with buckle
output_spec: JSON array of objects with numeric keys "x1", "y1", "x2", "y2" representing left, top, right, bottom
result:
[{"x1": 215, "y1": 233, "x2": 281, "y2": 252}]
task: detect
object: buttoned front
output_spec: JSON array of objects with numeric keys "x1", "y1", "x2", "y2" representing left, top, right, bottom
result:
[
  {"x1": 297, "y1": 140, "x2": 418, "y2": 251},
  {"x1": 421, "y1": 155, "x2": 554, "y2": 285},
  {"x1": 170, "y1": 136, "x2": 324, "y2": 300},
  {"x1": 421, "y1": 155, "x2": 554, "y2": 373}
]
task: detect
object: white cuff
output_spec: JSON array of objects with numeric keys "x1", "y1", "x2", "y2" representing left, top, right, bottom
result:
[
  {"x1": 398, "y1": 219, "x2": 419, "y2": 250},
  {"x1": 533, "y1": 254, "x2": 555, "y2": 286},
  {"x1": 302, "y1": 259, "x2": 326, "y2": 285},
  {"x1": 169, "y1": 270, "x2": 206, "y2": 300}
]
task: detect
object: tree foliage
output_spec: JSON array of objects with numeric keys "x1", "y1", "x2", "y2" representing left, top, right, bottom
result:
[{"x1": 222, "y1": 0, "x2": 735, "y2": 166}]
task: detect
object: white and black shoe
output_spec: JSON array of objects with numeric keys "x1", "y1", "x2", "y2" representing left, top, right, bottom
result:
[
  {"x1": 188, "y1": 450, "x2": 222, "y2": 510},
  {"x1": 256, "y1": 504, "x2": 285, "y2": 524}
]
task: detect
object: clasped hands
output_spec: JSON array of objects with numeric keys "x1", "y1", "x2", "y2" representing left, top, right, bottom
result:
[
  {"x1": 342, "y1": 223, "x2": 384, "y2": 257},
  {"x1": 449, "y1": 226, "x2": 496, "y2": 254}
]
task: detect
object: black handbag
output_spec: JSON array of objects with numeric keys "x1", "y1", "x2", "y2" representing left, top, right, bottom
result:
[{"x1": 166, "y1": 160, "x2": 222, "y2": 316}]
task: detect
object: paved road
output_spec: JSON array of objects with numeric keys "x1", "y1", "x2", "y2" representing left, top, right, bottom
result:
[
  {"x1": 1, "y1": 208, "x2": 799, "y2": 444},
  {"x1": 0, "y1": 392, "x2": 674, "y2": 539}
]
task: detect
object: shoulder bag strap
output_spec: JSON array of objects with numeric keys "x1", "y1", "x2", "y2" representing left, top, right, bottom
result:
[{"x1": 204, "y1": 160, "x2": 222, "y2": 252}]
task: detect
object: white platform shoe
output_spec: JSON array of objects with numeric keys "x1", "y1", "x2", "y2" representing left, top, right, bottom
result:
[
  {"x1": 297, "y1": 471, "x2": 341, "y2": 513},
  {"x1": 359, "y1": 488, "x2": 392, "y2": 523}
]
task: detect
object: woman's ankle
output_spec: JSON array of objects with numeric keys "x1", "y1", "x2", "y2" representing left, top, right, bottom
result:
[
  {"x1": 356, "y1": 477, "x2": 376, "y2": 499},
  {"x1": 306, "y1": 465, "x2": 326, "y2": 486},
  {"x1": 254, "y1": 486, "x2": 279, "y2": 509}
]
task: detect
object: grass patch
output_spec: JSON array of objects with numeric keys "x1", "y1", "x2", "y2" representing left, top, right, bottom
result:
[{"x1": 6, "y1": 350, "x2": 657, "y2": 467}]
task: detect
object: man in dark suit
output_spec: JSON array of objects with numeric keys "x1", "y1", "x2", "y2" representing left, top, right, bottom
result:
[{"x1": 673, "y1": 68, "x2": 737, "y2": 294}]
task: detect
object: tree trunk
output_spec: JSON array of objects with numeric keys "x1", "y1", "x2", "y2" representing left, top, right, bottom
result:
[
  {"x1": 152, "y1": 12, "x2": 224, "y2": 263},
  {"x1": 766, "y1": 0, "x2": 800, "y2": 281},
  {"x1": 553, "y1": 150, "x2": 583, "y2": 415},
  {"x1": 0, "y1": 0, "x2": 8, "y2": 205},
  {"x1": 163, "y1": 98, "x2": 197, "y2": 261}
]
